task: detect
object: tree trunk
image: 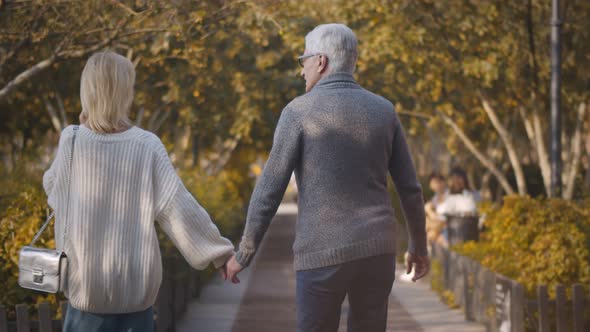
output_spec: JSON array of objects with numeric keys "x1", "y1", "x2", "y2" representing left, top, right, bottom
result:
[
  {"x1": 204, "y1": 138, "x2": 239, "y2": 176},
  {"x1": 480, "y1": 94, "x2": 527, "y2": 195},
  {"x1": 135, "y1": 106, "x2": 145, "y2": 127},
  {"x1": 173, "y1": 124, "x2": 192, "y2": 168},
  {"x1": 480, "y1": 171, "x2": 493, "y2": 201},
  {"x1": 531, "y1": 110, "x2": 552, "y2": 196},
  {"x1": 43, "y1": 96, "x2": 65, "y2": 133},
  {"x1": 563, "y1": 102, "x2": 587, "y2": 200},
  {"x1": 437, "y1": 111, "x2": 515, "y2": 195},
  {"x1": 191, "y1": 134, "x2": 200, "y2": 169}
]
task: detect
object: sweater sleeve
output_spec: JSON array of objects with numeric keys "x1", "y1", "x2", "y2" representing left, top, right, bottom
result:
[
  {"x1": 388, "y1": 112, "x2": 428, "y2": 256},
  {"x1": 153, "y1": 143, "x2": 234, "y2": 270},
  {"x1": 43, "y1": 162, "x2": 56, "y2": 209},
  {"x1": 43, "y1": 126, "x2": 74, "y2": 210},
  {"x1": 235, "y1": 107, "x2": 302, "y2": 267}
]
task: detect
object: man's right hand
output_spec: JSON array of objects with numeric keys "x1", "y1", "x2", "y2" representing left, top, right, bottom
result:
[
  {"x1": 223, "y1": 254, "x2": 243, "y2": 284},
  {"x1": 405, "y1": 252, "x2": 430, "y2": 282}
]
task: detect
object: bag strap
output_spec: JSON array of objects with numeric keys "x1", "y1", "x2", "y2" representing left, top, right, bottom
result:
[{"x1": 30, "y1": 125, "x2": 79, "y2": 247}]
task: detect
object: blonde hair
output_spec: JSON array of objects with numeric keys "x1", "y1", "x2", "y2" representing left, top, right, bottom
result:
[{"x1": 80, "y1": 51, "x2": 135, "y2": 133}]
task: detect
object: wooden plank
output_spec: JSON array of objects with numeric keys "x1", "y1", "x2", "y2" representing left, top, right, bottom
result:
[
  {"x1": 443, "y1": 245, "x2": 450, "y2": 290},
  {"x1": 511, "y1": 282, "x2": 524, "y2": 332},
  {"x1": 0, "y1": 304, "x2": 7, "y2": 332},
  {"x1": 60, "y1": 301, "x2": 69, "y2": 328},
  {"x1": 38, "y1": 303, "x2": 52, "y2": 332},
  {"x1": 572, "y1": 284, "x2": 585, "y2": 332},
  {"x1": 486, "y1": 269, "x2": 497, "y2": 331},
  {"x1": 15, "y1": 304, "x2": 30, "y2": 332},
  {"x1": 537, "y1": 285, "x2": 550, "y2": 332},
  {"x1": 463, "y1": 262, "x2": 471, "y2": 320},
  {"x1": 463, "y1": 257, "x2": 475, "y2": 321},
  {"x1": 555, "y1": 285, "x2": 567, "y2": 332}
]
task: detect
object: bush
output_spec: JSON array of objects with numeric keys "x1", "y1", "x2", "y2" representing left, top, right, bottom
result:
[
  {"x1": 179, "y1": 167, "x2": 253, "y2": 240},
  {"x1": 454, "y1": 195, "x2": 590, "y2": 298},
  {"x1": 0, "y1": 183, "x2": 60, "y2": 318}
]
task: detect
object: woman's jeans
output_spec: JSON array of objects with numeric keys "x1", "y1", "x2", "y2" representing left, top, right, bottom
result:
[
  {"x1": 296, "y1": 253, "x2": 396, "y2": 332},
  {"x1": 63, "y1": 304, "x2": 154, "y2": 332}
]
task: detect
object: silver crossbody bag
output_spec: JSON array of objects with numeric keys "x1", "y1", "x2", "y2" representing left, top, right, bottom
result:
[{"x1": 18, "y1": 126, "x2": 78, "y2": 293}]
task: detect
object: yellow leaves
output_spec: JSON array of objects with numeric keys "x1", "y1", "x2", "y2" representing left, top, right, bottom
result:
[
  {"x1": 462, "y1": 56, "x2": 499, "y2": 87},
  {"x1": 256, "y1": 50, "x2": 281, "y2": 70},
  {"x1": 250, "y1": 163, "x2": 262, "y2": 176},
  {"x1": 455, "y1": 195, "x2": 590, "y2": 297},
  {"x1": 0, "y1": 184, "x2": 58, "y2": 308},
  {"x1": 191, "y1": 10, "x2": 207, "y2": 24}
]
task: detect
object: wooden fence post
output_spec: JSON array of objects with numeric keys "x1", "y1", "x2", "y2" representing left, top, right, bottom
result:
[
  {"x1": 463, "y1": 258, "x2": 474, "y2": 321},
  {"x1": 511, "y1": 281, "x2": 524, "y2": 332},
  {"x1": 487, "y1": 270, "x2": 497, "y2": 331},
  {"x1": 537, "y1": 285, "x2": 550, "y2": 332},
  {"x1": 555, "y1": 285, "x2": 567, "y2": 332},
  {"x1": 572, "y1": 284, "x2": 585, "y2": 332},
  {"x1": 38, "y1": 302, "x2": 52, "y2": 332},
  {"x1": 0, "y1": 304, "x2": 7, "y2": 332},
  {"x1": 15, "y1": 304, "x2": 30, "y2": 332},
  {"x1": 443, "y1": 246, "x2": 450, "y2": 290}
]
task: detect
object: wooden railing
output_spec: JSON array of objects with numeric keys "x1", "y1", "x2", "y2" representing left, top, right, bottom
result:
[
  {"x1": 431, "y1": 243, "x2": 589, "y2": 331},
  {"x1": 0, "y1": 259, "x2": 201, "y2": 332}
]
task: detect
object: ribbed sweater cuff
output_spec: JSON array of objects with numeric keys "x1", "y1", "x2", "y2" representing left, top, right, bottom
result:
[{"x1": 235, "y1": 250, "x2": 255, "y2": 268}]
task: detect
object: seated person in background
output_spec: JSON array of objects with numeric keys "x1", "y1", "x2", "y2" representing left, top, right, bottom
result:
[
  {"x1": 436, "y1": 167, "x2": 479, "y2": 217},
  {"x1": 424, "y1": 172, "x2": 448, "y2": 246}
]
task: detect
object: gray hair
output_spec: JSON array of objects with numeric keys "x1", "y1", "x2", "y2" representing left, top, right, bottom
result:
[{"x1": 305, "y1": 23, "x2": 358, "y2": 74}]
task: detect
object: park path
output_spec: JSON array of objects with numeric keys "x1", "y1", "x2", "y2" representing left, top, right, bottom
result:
[{"x1": 177, "y1": 204, "x2": 485, "y2": 332}]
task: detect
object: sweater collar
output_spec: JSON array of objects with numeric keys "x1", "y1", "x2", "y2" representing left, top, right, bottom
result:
[
  {"x1": 311, "y1": 72, "x2": 361, "y2": 92},
  {"x1": 78, "y1": 124, "x2": 141, "y2": 142}
]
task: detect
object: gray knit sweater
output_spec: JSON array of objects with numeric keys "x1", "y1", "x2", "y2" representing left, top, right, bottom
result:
[{"x1": 236, "y1": 73, "x2": 427, "y2": 271}]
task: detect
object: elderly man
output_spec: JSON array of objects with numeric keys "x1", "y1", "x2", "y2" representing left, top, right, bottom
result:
[{"x1": 225, "y1": 23, "x2": 430, "y2": 332}]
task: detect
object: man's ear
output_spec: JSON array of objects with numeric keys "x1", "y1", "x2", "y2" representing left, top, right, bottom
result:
[{"x1": 317, "y1": 55, "x2": 328, "y2": 73}]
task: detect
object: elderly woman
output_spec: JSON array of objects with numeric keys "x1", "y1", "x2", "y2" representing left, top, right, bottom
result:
[{"x1": 42, "y1": 51, "x2": 234, "y2": 331}]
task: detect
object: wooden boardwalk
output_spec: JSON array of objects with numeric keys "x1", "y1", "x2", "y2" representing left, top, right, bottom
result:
[{"x1": 177, "y1": 204, "x2": 485, "y2": 332}]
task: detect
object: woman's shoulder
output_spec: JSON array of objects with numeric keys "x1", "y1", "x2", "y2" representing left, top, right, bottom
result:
[
  {"x1": 131, "y1": 127, "x2": 169, "y2": 155},
  {"x1": 61, "y1": 124, "x2": 79, "y2": 136},
  {"x1": 55, "y1": 124, "x2": 79, "y2": 146}
]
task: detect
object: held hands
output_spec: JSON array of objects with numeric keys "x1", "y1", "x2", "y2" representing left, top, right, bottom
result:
[
  {"x1": 219, "y1": 252, "x2": 429, "y2": 284},
  {"x1": 219, "y1": 254, "x2": 244, "y2": 284},
  {"x1": 405, "y1": 252, "x2": 430, "y2": 282}
]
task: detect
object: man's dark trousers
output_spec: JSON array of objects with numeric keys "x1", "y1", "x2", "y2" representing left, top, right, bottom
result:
[{"x1": 296, "y1": 253, "x2": 396, "y2": 332}]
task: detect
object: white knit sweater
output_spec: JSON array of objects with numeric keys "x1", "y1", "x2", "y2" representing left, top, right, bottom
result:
[{"x1": 42, "y1": 125, "x2": 234, "y2": 314}]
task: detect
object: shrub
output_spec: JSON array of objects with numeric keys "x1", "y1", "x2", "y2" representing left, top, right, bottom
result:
[
  {"x1": 179, "y1": 167, "x2": 253, "y2": 240},
  {"x1": 454, "y1": 195, "x2": 590, "y2": 297},
  {"x1": 0, "y1": 183, "x2": 60, "y2": 318}
]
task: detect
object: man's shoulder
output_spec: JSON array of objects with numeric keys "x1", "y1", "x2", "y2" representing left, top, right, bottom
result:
[
  {"x1": 285, "y1": 94, "x2": 312, "y2": 111},
  {"x1": 359, "y1": 88, "x2": 395, "y2": 110}
]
